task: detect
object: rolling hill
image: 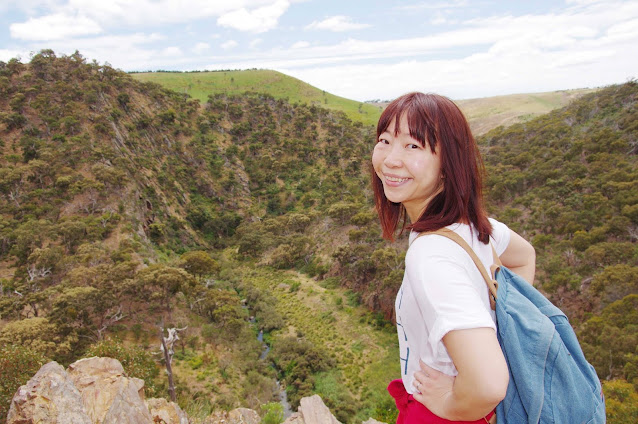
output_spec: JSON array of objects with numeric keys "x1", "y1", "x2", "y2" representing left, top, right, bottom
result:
[
  {"x1": 132, "y1": 69, "x2": 597, "y2": 136},
  {"x1": 131, "y1": 69, "x2": 383, "y2": 127}
]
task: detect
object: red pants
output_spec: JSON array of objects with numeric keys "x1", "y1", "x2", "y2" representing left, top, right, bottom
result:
[{"x1": 388, "y1": 379, "x2": 495, "y2": 423}]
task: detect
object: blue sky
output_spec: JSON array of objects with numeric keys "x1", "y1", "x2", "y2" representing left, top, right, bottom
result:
[{"x1": 1, "y1": 0, "x2": 637, "y2": 101}]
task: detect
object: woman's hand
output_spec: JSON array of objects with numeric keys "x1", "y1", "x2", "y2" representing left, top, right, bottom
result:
[{"x1": 412, "y1": 359, "x2": 455, "y2": 418}]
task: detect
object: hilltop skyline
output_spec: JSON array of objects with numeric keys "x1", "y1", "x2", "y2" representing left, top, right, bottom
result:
[{"x1": 1, "y1": 0, "x2": 637, "y2": 101}]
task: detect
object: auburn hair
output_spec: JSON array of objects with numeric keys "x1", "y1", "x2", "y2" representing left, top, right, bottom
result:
[{"x1": 372, "y1": 92, "x2": 492, "y2": 243}]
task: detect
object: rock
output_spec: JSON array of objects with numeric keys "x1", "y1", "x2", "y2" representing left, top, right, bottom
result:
[
  {"x1": 228, "y1": 408, "x2": 260, "y2": 424},
  {"x1": 68, "y1": 356, "x2": 153, "y2": 424},
  {"x1": 146, "y1": 397, "x2": 190, "y2": 424},
  {"x1": 362, "y1": 419, "x2": 387, "y2": 424},
  {"x1": 202, "y1": 407, "x2": 260, "y2": 424},
  {"x1": 297, "y1": 395, "x2": 341, "y2": 424},
  {"x1": 7, "y1": 361, "x2": 92, "y2": 424},
  {"x1": 282, "y1": 412, "x2": 304, "y2": 423}
]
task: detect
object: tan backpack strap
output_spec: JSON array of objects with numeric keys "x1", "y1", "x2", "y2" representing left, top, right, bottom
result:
[{"x1": 415, "y1": 228, "x2": 499, "y2": 310}]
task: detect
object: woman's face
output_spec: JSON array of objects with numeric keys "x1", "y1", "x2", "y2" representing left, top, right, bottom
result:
[{"x1": 372, "y1": 114, "x2": 442, "y2": 222}]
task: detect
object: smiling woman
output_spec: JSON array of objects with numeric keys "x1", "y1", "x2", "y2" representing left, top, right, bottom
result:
[{"x1": 371, "y1": 92, "x2": 535, "y2": 423}]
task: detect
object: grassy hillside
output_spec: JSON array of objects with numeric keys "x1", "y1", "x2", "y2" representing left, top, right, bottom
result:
[
  {"x1": 131, "y1": 69, "x2": 382, "y2": 127},
  {"x1": 455, "y1": 88, "x2": 599, "y2": 135},
  {"x1": 132, "y1": 69, "x2": 597, "y2": 136}
]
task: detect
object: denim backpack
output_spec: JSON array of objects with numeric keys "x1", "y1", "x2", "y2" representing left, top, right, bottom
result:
[{"x1": 430, "y1": 229, "x2": 605, "y2": 424}]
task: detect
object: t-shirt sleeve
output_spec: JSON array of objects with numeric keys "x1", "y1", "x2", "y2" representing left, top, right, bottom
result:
[
  {"x1": 489, "y1": 217, "x2": 511, "y2": 256},
  {"x1": 405, "y1": 236, "x2": 496, "y2": 361}
]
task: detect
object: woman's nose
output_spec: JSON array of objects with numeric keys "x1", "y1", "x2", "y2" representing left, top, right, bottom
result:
[{"x1": 384, "y1": 145, "x2": 403, "y2": 168}]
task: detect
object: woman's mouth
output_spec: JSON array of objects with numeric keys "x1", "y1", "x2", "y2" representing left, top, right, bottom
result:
[{"x1": 384, "y1": 174, "x2": 410, "y2": 186}]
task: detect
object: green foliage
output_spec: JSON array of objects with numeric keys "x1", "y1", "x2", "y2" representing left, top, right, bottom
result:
[
  {"x1": 580, "y1": 295, "x2": 638, "y2": 383},
  {"x1": 85, "y1": 339, "x2": 160, "y2": 396},
  {"x1": 0, "y1": 317, "x2": 72, "y2": 361},
  {"x1": 603, "y1": 379, "x2": 638, "y2": 423},
  {"x1": 180, "y1": 250, "x2": 220, "y2": 278},
  {"x1": 260, "y1": 402, "x2": 284, "y2": 424},
  {"x1": 271, "y1": 335, "x2": 335, "y2": 408},
  {"x1": 0, "y1": 345, "x2": 48, "y2": 423}
]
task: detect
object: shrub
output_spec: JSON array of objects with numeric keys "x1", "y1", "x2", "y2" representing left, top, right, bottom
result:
[{"x1": 0, "y1": 345, "x2": 48, "y2": 422}]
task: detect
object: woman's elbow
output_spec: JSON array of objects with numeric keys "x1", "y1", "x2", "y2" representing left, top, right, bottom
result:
[{"x1": 482, "y1": 366, "x2": 509, "y2": 406}]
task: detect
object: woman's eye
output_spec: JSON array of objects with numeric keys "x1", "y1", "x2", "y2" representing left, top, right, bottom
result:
[
  {"x1": 408, "y1": 144, "x2": 420, "y2": 149},
  {"x1": 378, "y1": 138, "x2": 389, "y2": 144}
]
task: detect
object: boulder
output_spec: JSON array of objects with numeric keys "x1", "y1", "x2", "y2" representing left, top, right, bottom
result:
[
  {"x1": 67, "y1": 356, "x2": 153, "y2": 424},
  {"x1": 7, "y1": 361, "x2": 92, "y2": 424},
  {"x1": 282, "y1": 412, "x2": 304, "y2": 423},
  {"x1": 281, "y1": 395, "x2": 341, "y2": 424},
  {"x1": 146, "y1": 397, "x2": 190, "y2": 424},
  {"x1": 202, "y1": 407, "x2": 260, "y2": 423}
]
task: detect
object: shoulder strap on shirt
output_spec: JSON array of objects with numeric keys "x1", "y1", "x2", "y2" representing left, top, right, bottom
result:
[{"x1": 415, "y1": 228, "x2": 500, "y2": 310}]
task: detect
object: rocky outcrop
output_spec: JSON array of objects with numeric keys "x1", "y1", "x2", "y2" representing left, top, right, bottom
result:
[
  {"x1": 7, "y1": 358, "x2": 155, "y2": 424},
  {"x1": 282, "y1": 394, "x2": 341, "y2": 424},
  {"x1": 67, "y1": 357, "x2": 153, "y2": 424},
  {"x1": 146, "y1": 397, "x2": 190, "y2": 424},
  {"x1": 7, "y1": 358, "x2": 387, "y2": 424},
  {"x1": 203, "y1": 407, "x2": 261, "y2": 424},
  {"x1": 7, "y1": 362, "x2": 92, "y2": 424}
]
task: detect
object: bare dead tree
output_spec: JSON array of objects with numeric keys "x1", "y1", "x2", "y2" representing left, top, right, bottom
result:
[
  {"x1": 159, "y1": 325, "x2": 187, "y2": 402},
  {"x1": 95, "y1": 306, "x2": 126, "y2": 341}
]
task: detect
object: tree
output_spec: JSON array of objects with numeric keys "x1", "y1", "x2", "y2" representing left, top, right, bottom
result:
[
  {"x1": 136, "y1": 264, "x2": 195, "y2": 315},
  {"x1": 0, "y1": 317, "x2": 70, "y2": 359},
  {"x1": 180, "y1": 250, "x2": 219, "y2": 278}
]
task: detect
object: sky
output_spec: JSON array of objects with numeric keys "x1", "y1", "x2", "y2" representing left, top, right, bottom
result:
[{"x1": 1, "y1": 0, "x2": 637, "y2": 101}]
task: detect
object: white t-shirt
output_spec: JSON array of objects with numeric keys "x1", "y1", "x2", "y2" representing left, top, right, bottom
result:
[{"x1": 395, "y1": 218, "x2": 511, "y2": 393}]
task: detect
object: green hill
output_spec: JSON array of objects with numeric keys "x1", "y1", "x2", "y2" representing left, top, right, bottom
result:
[
  {"x1": 131, "y1": 69, "x2": 382, "y2": 127},
  {"x1": 455, "y1": 88, "x2": 598, "y2": 135}
]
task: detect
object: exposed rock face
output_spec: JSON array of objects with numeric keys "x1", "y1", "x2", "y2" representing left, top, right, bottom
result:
[
  {"x1": 7, "y1": 358, "x2": 386, "y2": 424},
  {"x1": 146, "y1": 397, "x2": 190, "y2": 424},
  {"x1": 203, "y1": 407, "x2": 260, "y2": 424},
  {"x1": 282, "y1": 394, "x2": 341, "y2": 424},
  {"x1": 7, "y1": 361, "x2": 92, "y2": 424},
  {"x1": 67, "y1": 357, "x2": 153, "y2": 424}
]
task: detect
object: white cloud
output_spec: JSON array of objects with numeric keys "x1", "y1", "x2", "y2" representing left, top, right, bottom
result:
[
  {"x1": 201, "y1": 1, "x2": 638, "y2": 100},
  {"x1": 249, "y1": 38, "x2": 263, "y2": 48},
  {"x1": 396, "y1": 0, "x2": 468, "y2": 11},
  {"x1": 193, "y1": 42, "x2": 210, "y2": 53},
  {"x1": 10, "y1": 12, "x2": 102, "y2": 40},
  {"x1": 0, "y1": 49, "x2": 27, "y2": 62},
  {"x1": 305, "y1": 15, "x2": 370, "y2": 32},
  {"x1": 160, "y1": 46, "x2": 182, "y2": 57},
  {"x1": 217, "y1": 0, "x2": 289, "y2": 33},
  {"x1": 221, "y1": 40, "x2": 238, "y2": 50},
  {"x1": 291, "y1": 41, "x2": 310, "y2": 49}
]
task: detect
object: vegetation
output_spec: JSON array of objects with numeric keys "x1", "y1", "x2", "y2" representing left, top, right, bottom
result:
[
  {"x1": 0, "y1": 50, "x2": 635, "y2": 422},
  {"x1": 0, "y1": 345, "x2": 48, "y2": 421},
  {"x1": 131, "y1": 69, "x2": 382, "y2": 127}
]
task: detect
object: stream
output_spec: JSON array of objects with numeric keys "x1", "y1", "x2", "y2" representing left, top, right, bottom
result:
[{"x1": 256, "y1": 328, "x2": 293, "y2": 418}]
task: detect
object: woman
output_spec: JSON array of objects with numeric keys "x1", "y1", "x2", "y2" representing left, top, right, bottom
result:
[{"x1": 371, "y1": 92, "x2": 535, "y2": 423}]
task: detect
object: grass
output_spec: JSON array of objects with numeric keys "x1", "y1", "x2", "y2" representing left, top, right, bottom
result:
[
  {"x1": 130, "y1": 69, "x2": 382, "y2": 127},
  {"x1": 455, "y1": 88, "x2": 599, "y2": 135},
  {"x1": 242, "y1": 268, "x2": 399, "y2": 421}
]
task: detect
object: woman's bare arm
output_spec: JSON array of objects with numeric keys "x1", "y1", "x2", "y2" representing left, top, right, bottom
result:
[
  {"x1": 499, "y1": 229, "x2": 536, "y2": 284},
  {"x1": 413, "y1": 328, "x2": 508, "y2": 420}
]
